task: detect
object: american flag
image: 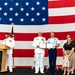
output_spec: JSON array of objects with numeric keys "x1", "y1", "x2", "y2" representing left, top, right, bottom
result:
[{"x1": 0, "y1": 0, "x2": 75, "y2": 68}]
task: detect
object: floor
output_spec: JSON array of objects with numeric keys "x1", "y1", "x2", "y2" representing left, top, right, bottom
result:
[{"x1": 0, "y1": 68, "x2": 74, "y2": 75}]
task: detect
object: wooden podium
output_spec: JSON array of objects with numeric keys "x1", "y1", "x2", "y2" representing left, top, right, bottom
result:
[{"x1": 0, "y1": 44, "x2": 10, "y2": 72}]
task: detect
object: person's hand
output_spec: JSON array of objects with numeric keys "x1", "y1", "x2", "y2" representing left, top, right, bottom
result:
[
  {"x1": 36, "y1": 45, "x2": 39, "y2": 48},
  {"x1": 68, "y1": 54, "x2": 70, "y2": 60},
  {"x1": 42, "y1": 38, "x2": 44, "y2": 41},
  {"x1": 64, "y1": 51, "x2": 67, "y2": 56},
  {"x1": 52, "y1": 46, "x2": 55, "y2": 49},
  {"x1": 48, "y1": 48, "x2": 51, "y2": 50}
]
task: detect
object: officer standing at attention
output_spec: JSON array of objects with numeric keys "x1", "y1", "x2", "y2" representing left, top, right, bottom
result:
[
  {"x1": 33, "y1": 31, "x2": 46, "y2": 74},
  {"x1": 47, "y1": 32, "x2": 60, "y2": 74},
  {"x1": 3, "y1": 33, "x2": 15, "y2": 72}
]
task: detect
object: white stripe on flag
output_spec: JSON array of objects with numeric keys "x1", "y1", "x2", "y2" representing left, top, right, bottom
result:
[
  {"x1": 48, "y1": 7, "x2": 75, "y2": 16},
  {"x1": 14, "y1": 57, "x2": 63, "y2": 66},
  {"x1": 0, "y1": 40, "x2": 68, "y2": 49},
  {"x1": 0, "y1": 23, "x2": 75, "y2": 33}
]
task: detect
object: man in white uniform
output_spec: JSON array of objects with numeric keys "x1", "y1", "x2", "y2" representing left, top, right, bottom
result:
[
  {"x1": 33, "y1": 31, "x2": 46, "y2": 74},
  {"x1": 3, "y1": 33, "x2": 15, "y2": 72}
]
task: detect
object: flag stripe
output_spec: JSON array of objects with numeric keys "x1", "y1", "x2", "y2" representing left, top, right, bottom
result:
[
  {"x1": 48, "y1": 0, "x2": 75, "y2": 8},
  {"x1": 13, "y1": 49, "x2": 63, "y2": 57},
  {"x1": 48, "y1": 7, "x2": 75, "y2": 16},
  {"x1": 16, "y1": 65, "x2": 62, "y2": 68},
  {"x1": 14, "y1": 57, "x2": 49, "y2": 66},
  {"x1": 14, "y1": 57, "x2": 63, "y2": 66},
  {"x1": 0, "y1": 24, "x2": 75, "y2": 33},
  {"x1": 48, "y1": 15, "x2": 75, "y2": 24},
  {"x1": 0, "y1": 40, "x2": 65, "y2": 49},
  {"x1": 0, "y1": 31, "x2": 75, "y2": 41}
]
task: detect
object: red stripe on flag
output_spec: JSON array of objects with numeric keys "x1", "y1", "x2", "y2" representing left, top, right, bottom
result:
[
  {"x1": 13, "y1": 49, "x2": 63, "y2": 57},
  {"x1": 16, "y1": 65, "x2": 62, "y2": 69},
  {"x1": 0, "y1": 32, "x2": 75, "y2": 41},
  {"x1": 43, "y1": 32, "x2": 75, "y2": 40},
  {"x1": 48, "y1": 0, "x2": 75, "y2": 8},
  {"x1": 48, "y1": 15, "x2": 75, "y2": 24}
]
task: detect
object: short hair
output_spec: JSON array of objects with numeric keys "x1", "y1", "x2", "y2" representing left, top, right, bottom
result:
[
  {"x1": 51, "y1": 31, "x2": 54, "y2": 33},
  {"x1": 5, "y1": 32, "x2": 9, "y2": 35}
]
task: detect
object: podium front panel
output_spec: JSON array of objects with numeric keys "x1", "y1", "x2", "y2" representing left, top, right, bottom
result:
[
  {"x1": 0, "y1": 44, "x2": 10, "y2": 72},
  {"x1": 0, "y1": 51, "x2": 2, "y2": 71}
]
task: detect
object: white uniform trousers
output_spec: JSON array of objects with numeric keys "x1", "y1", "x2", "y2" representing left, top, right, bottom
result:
[
  {"x1": 35, "y1": 53, "x2": 44, "y2": 73},
  {"x1": 6, "y1": 54, "x2": 13, "y2": 72}
]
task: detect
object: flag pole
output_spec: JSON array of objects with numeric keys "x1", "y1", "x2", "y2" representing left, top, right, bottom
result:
[{"x1": 11, "y1": 23, "x2": 16, "y2": 68}]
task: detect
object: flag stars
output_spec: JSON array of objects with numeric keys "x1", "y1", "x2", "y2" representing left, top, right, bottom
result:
[
  {"x1": 9, "y1": 7, "x2": 13, "y2": 11},
  {"x1": 20, "y1": 8, "x2": 24, "y2": 11},
  {"x1": 25, "y1": 2, "x2": 29, "y2": 6},
  {"x1": 4, "y1": 12, "x2": 8, "y2": 16},
  {"x1": 15, "y1": 13, "x2": 18, "y2": 16},
  {"x1": 20, "y1": 18, "x2": 24, "y2": 22},
  {"x1": 36, "y1": 12, "x2": 40, "y2": 16},
  {"x1": 4, "y1": 2, "x2": 8, "y2": 6},
  {"x1": 15, "y1": 2, "x2": 19, "y2": 6},
  {"x1": 31, "y1": 7, "x2": 35, "y2": 11},
  {"x1": 36, "y1": 1, "x2": 40, "y2": 5},
  {"x1": 31, "y1": 18, "x2": 35, "y2": 22},
  {"x1": 42, "y1": 18, "x2": 46, "y2": 22},
  {"x1": 9, "y1": 18, "x2": 13, "y2": 21},
  {"x1": 0, "y1": 7, "x2": 2, "y2": 11},
  {"x1": 26, "y1": 13, "x2": 29, "y2": 16},
  {"x1": 42, "y1": 7, "x2": 46, "y2": 10},
  {"x1": 1, "y1": 1, "x2": 47, "y2": 24}
]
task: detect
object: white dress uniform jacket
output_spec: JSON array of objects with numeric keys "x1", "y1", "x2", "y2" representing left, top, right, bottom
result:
[
  {"x1": 3, "y1": 37, "x2": 15, "y2": 54},
  {"x1": 33, "y1": 36, "x2": 46, "y2": 53}
]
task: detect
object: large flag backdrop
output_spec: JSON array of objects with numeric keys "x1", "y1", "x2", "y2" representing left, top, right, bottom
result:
[{"x1": 0, "y1": 0, "x2": 75, "y2": 68}]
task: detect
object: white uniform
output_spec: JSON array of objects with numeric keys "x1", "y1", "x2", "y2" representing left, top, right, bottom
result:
[
  {"x1": 3, "y1": 37, "x2": 15, "y2": 72},
  {"x1": 33, "y1": 36, "x2": 46, "y2": 73}
]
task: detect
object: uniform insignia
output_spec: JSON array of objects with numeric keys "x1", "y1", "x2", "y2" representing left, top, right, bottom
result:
[
  {"x1": 36, "y1": 39, "x2": 39, "y2": 40},
  {"x1": 42, "y1": 38, "x2": 44, "y2": 41},
  {"x1": 9, "y1": 40, "x2": 12, "y2": 42}
]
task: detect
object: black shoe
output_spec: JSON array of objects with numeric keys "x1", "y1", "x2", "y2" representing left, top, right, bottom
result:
[
  {"x1": 50, "y1": 72, "x2": 56, "y2": 75},
  {"x1": 53, "y1": 72, "x2": 56, "y2": 75}
]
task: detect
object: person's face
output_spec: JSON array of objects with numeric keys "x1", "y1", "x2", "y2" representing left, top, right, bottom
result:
[
  {"x1": 50, "y1": 32, "x2": 54, "y2": 37},
  {"x1": 67, "y1": 38, "x2": 71, "y2": 43},
  {"x1": 5, "y1": 34, "x2": 9, "y2": 38},
  {"x1": 38, "y1": 32, "x2": 42, "y2": 36},
  {"x1": 66, "y1": 35, "x2": 70, "y2": 39}
]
